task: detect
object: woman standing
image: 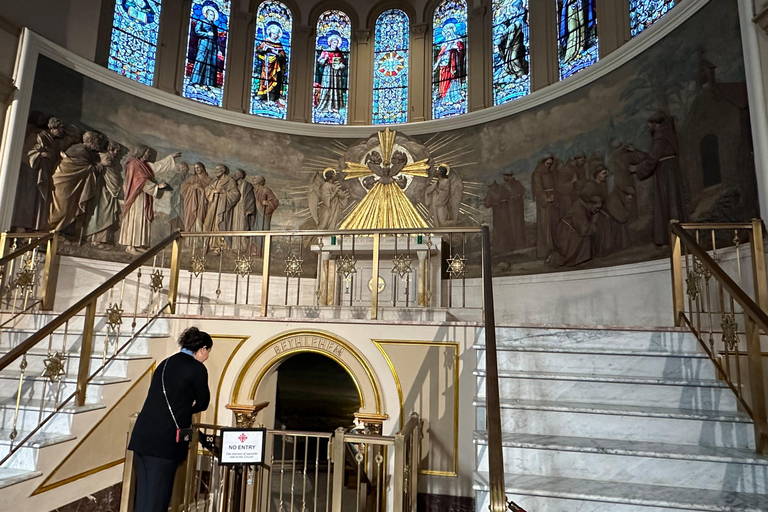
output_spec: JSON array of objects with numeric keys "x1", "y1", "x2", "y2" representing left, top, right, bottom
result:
[{"x1": 129, "y1": 327, "x2": 212, "y2": 512}]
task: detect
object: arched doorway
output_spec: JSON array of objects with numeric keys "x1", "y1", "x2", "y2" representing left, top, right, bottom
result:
[{"x1": 274, "y1": 352, "x2": 361, "y2": 432}]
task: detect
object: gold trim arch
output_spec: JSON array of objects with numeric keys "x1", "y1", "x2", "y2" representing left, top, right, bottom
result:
[{"x1": 229, "y1": 330, "x2": 383, "y2": 418}]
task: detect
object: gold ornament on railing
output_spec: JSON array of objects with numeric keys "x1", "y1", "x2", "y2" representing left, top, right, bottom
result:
[
  {"x1": 190, "y1": 255, "x2": 206, "y2": 277},
  {"x1": 391, "y1": 254, "x2": 413, "y2": 279},
  {"x1": 685, "y1": 270, "x2": 700, "y2": 301},
  {"x1": 106, "y1": 303, "x2": 124, "y2": 330},
  {"x1": 149, "y1": 269, "x2": 164, "y2": 293},
  {"x1": 234, "y1": 253, "x2": 252, "y2": 277},
  {"x1": 447, "y1": 254, "x2": 467, "y2": 278},
  {"x1": 721, "y1": 314, "x2": 739, "y2": 350},
  {"x1": 41, "y1": 352, "x2": 66, "y2": 383},
  {"x1": 337, "y1": 254, "x2": 357, "y2": 279},
  {"x1": 14, "y1": 257, "x2": 37, "y2": 293},
  {"x1": 284, "y1": 254, "x2": 303, "y2": 278}
]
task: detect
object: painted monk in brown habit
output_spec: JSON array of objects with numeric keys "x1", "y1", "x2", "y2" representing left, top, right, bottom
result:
[
  {"x1": 548, "y1": 193, "x2": 603, "y2": 268},
  {"x1": 484, "y1": 172, "x2": 526, "y2": 255},
  {"x1": 531, "y1": 156, "x2": 557, "y2": 259}
]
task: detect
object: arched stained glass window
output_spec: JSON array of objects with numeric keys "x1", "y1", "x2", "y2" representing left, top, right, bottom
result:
[
  {"x1": 312, "y1": 10, "x2": 352, "y2": 125},
  {"x1": 372, "y1": 9, "x2": 410, "y2": 125},
  {"x1": 108, "y1": 0, "x2": 162, "y2": 85},
  {"x1": 630, "y1": 0, "x2": 674, "y2": 37},
  {"x1": 251, "y1": 1, "x2": 292, "y2": 119},
  {"x1": 183, "y1": 0, "x2": 231, "y2": 107},
  {"x1": 492, "y1": 0, "x2": 530, "y2": 105},
  {"x1": 557, "y1": 0, "x2": 598, "y2": 80},
  {"x1": 432, "y1": 0, "x2": 468, "y2": 119}
]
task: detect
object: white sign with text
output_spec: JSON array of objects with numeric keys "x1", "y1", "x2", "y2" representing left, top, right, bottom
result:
[{"x1": 220, "y1": 429, "x2": 266, "y2": 465}]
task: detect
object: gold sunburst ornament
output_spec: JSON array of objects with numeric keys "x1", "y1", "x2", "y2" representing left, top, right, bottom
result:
[
  {"x1": 15, "y1": 256, "x2": 38, "y2": 293},
  {"x1": 447, "y1": 254, "x2": 467, "y2": 278},
  {"x1": 149, "y1": 269, "x2": 164, "y2": 293},
  {"x1": 234, "y1": 254, "x2": 253, "y2": 277},
  {"x1": 284, "y1": 254, "x2": 303, "y2": 278},
  {"x1": 391, "y1": 254, "x2": 413, "y2": 279},
  {"x1": 685, "y1": 270, "x2": 700, "y2": 301},
  {"x1": 190, "y1": 255, "x2": 206, "y2": 277},
  {"x1": 106, "y1": 302, "x2": 124, "y2": 330},
  {"x1": 42, "y1": 352, "x2": 66, "y2": 383},
  {"x1": 721, "y1": 314, "x2": 739, "y2": 350}
]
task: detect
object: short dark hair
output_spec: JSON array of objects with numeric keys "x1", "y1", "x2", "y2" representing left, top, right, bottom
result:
[{"x1": 178, "y1": 327, "x2": 213, "y2": 352}]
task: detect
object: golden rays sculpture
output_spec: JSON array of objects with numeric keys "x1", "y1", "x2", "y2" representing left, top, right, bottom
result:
[{"x1": 339, "y1": 128, "x2": 431, "y2": 230}]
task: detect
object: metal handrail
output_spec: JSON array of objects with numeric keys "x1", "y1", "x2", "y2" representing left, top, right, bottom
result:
[{"x1": 0, "y1": 232, "x2": 53, "y2": 266}]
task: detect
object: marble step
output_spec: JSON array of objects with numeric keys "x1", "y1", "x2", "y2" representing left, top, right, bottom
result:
[
  {"x1": 0, "y1": 313, "x2": 169, "y2": 335},
  {"x1": 475, "y1": 398, "x2": 755, "y2": 448},
  {"x1": 475, "y1": 346, "x2": 716, "y2": 380},
  {"x1": 475, "y1": 370, "x2": 738, "y2": 410},
  {"x1": 474, "y1": 472, "x2": 768, "y2": 511},
  {"x1": 0, "y1": 400, "x2": 104, "y2": 435},
  {"x1": 0, "y1": 468, "x2": 43, "y2": 490},
  {"x1": 474, "y1": 432, "x2": 768, "y2": 493},
  {"x1": 0, "y1": 372, "x2": 128, "y2": 405},
  {"x1": 479, "y1": 328, "x2": 700, "y2": 353},
  {"x1": 0, "y1": 348, "x2": 151, "y2": 379},
  {"x1": 0, "y1": 329, "x2": 163, "y2": 356},
  {"x1": 0, "y1": 429, "x2": 76, "y2": 471}
]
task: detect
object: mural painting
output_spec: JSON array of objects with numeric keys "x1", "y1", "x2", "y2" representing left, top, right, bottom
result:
[{"x1": 8, "y1": 0, "x2": 756, "y2": 277}]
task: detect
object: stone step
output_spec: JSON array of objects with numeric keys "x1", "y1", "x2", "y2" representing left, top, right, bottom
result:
[
  {"x1": 474, "y1": 431, "x2": 768, "y2": 493},
  {"x1": 0, "y1": 329, "x2": 163, "y2": 357},
  {"x1": 0, "y1": 372, "x2": 128, "y2": 405},
  {"x1": 475, "y1": 370, "x2": 738, "y2": 411},
  {"x1": 0, "y1": 468, "x2": 43, "y2": 490},
  {"x1": 0, "y1": 348, "x2": 151, "y2": 379},
  {"x1": 474, "y1": 398, "x2": 755, "y2": 449},
  {"x1": 0, "y1": 314, "x2": 169, "y2": 335},
  {"x1": 474, "y1": 472, "x2": 768, "y2": 511},
  {"x1": 0, "y1": 429, "x2": 76, "y2": 472},
  {"x1": 479, "y1": 328, "x2": 700, "y2": 353},
  {"x1": 0, "y1": 400, "x2": 104, "y2": 435},
  {"x1": 475, "y1": 346, "x2": 715, "y2": 380}
]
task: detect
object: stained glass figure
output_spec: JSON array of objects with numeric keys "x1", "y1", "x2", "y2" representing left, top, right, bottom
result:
[
  {"x1": 631, "y1": 0, "x2": 674, "y2": 37},
  {"x1": 372, "y1": 9, "x2": 410, "y2": 125},
  {"x1": 183, "y1": 0, "x2": 231, "y2": 107},
  {"x1": 108, "y1": 0, "x2": 162, "y2": 85},
  {"x1": 557, "y1": 0, "x2": 598, "y2": 81},
  {"x1": 313, "y1": 10, "x2": 351, "y2": 125},
  {"x1": 432, "y1": 0, "x2": 468, "y2": 119},
  {"x1": 251, "y1": 1, "x2": 292, "y2": 119},
  {"x1": 492, "y1": 0, "x2": 530, "y2": 105}
]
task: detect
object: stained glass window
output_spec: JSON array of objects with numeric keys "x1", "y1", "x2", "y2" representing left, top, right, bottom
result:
[
  {"x1": 312, "y1": 10, "x2": 351, "y2": 125},
  {"x1": 183, "y1": 0, "x2": 231, "y2": 107},
  {"x1": 432, "y1": 0, "x2": 468, "y2": 119},
  {"x1": 250, "y1": 1, "x2": 292, "y2": 119},
  {"x1": 630, "y1": 0, "x2": 674, "y2": 37},
  {"x1": 557, "y1": 0, "x2": 598, "y2": 81},
  {"x1": 372, "y1": 9, "x2": 410, "y2": 125},
  {"x1": 108, "y1": 0, "x2": 162, "y2": 85},
  {"x1": 492, "y1": 0, "x2": 530, "y2": 105}
]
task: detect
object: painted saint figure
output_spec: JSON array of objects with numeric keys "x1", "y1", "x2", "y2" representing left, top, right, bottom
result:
[
  {"x1": 164, "y1": 161, "x2": 191, "y2": 233},
  {"x1": 13, "y1": 117, "x2": 65, "y2": 231},
  {"x1": 425, "y1": 164, "x2": 463, "y2": 227},
  {"x1": 251, "y1": 175, "x2": 279, "y2": 256},
  {"x1": 549, "y1": 194, "x2": 603, "y2": 267},
  {"x1": 191, "y1": 5, "x2": 221, "y2": 88},
  {"x1": 119, "y1": 146, "x2": 174, "y2": 254},
  {"x1": 434, "y1": 22, "x2": 466, "y2": 107},
  {"x1": 497, "y1": 5, "x2": 528, "y2": 79},
  {"x1": 254, "y1": 23, "x2": 288, "y2": 105},
  {"x1": 85, "y1": 141, "x2": 123, "y2": 248},
  {"x1": 308, "y1": 169, "x2": 348, "y2": 230},
  {"x1": 315, "y1": 33, "x2": 347, "y2": 113},
  {"x1": 603, "y1": 184, "x2": 636, "y2": 255},
  {"x1": 202, "y1": 164, "x2": 241, "y2": 252},
  {"x1": 231, "y1": 169, "x2": 256, "y2": 252},
  {"x1": 181, "y1": 162, "x2": 213, "y2": 234},
  {"x1": 484, "y1": 172, "x2": 527, "y2": 255},
  {"x1": 560, "y1": 0, "x2": 586, "y2": 63},
  {"x1": 531, "y1": 156, "x2": 557, "y2": 259}
]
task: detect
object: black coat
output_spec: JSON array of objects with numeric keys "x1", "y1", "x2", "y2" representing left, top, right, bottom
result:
[{"x1": 129, "y1": 353, "x2": 210, "y2": 461}]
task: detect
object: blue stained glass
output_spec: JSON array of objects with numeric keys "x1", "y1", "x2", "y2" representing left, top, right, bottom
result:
[
  {"x1": 432, "y1": 0, "x2": 468, "y2": 119},
  {"x1": 183, "y1": 0, "x2": 231, "y2": 107},
  {"x1": 312, "y1": 10, "x2": 351, "y2": 125},
  {"x1": 492, "y1": 0, "x2": 530, "y2": 105},
  {"x1": 557, "y1": 0, "x2": 598, "y2": 81},
  {"x1": 630, "y1": 0, "x2": 674, "y2": 37},
  {"x1": 250, "y1": 1, "x2": 292, "y2": 119},
  {"x1": 373, "y1": 9, "x2": 409, "y2": 125},
  {"x1": 108, "y1": 0, "x2": 162, "y2": 85}
]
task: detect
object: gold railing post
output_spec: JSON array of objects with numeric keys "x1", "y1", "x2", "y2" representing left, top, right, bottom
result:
[
  {"x1": 371, "y1": 233, "x2": 380, "y2": 320},
  {"x1": 409, "y1": 418, "x2": 419, "y2": 512},
  {"x1": 167, "y1": 237, "x2": 182, "y2": 314},
  {"x1": 119, "y1": 414, "x2": 138, "y2": 512},
  {"x1": 392, "y1": 430, "x2": 405, "y2": 512},
  {"x1": 670, "y1": 221, "x2": 685, "y2": 326},
  {"x1": 183, "y1": 427, "x2": 200, "y2": 511},
  {"x1": 260, "y1": 234, "x2": 271, "y2": 317},
  {"x1": 331, "y1": 427, "x2": 345, "y2": 512},
  {"x1": 0, "y1": 232, "x2": 8, "y2": 258},
  {"x1": 749, "y1": 219, "x2": 768, "y2": 312},
  {"x1": 75, "y1": 299, "x2": 97, "y2": 407},
  {"x1": 41, "y1": 232, "x2": 59, "y2": 311},
  {"x1": 744, "y1": 315, "x2": 768, "y2": 454}
]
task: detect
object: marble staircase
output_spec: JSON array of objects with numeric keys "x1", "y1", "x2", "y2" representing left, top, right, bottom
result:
[
  {"x1": 473, "y1": 328, "x2": 768, "y2": 512},
  {"x1": 0, "y1": 313, "x2": 167, "y2": 490}
]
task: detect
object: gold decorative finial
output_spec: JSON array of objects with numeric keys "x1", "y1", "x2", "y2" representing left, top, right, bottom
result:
[{"x1": 378, "y1": 128, "x2": 396, "y2": 165}]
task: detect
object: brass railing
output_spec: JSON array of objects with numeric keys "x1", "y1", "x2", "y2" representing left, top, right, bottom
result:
[
  {"x1": 179, "y1": 413, "x2": 421, "y2": 512},
  {"x1": 0, "y1": 232, "x2": 179, "y2": 468},
  {"x1": 670, "y1": 220, "x2": 768, "y2": 454},
  {"x1": 0, "y1": 231, "x2": 58, "y2": 319}
]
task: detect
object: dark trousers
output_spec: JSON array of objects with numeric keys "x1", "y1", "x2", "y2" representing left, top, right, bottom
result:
[{"x1": 133, "y1": 453, "x2": 180, "y2": 512}]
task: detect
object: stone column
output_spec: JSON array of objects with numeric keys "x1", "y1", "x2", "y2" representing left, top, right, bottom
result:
[
  {"x1": 223, "y1": 10, "x2": 254, "y2": 113},
  {"x1": 289, "y1": 25, "x2": 313, "y2": 123},
  {"x1": 468, "y1": 5, "x2": 491, "y2": 111},
  {"x1": 351, "y1": 29, "x2": 372, "y2": 125},
  {"x1": 529, "y1": 0, "x2": 559, "y2": 91},
  {"x1": 409, "y1": 23, "x2": 429, "y2": 122},
  {"x1": 155, "y1": 0, "x2": 189, "y2": 95},
  {"x1": 596, "y1": 0, "x2": 630, "y2": 58}
]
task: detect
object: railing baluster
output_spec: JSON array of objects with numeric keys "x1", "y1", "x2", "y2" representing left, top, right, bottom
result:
[
  {"x1": 261, "y1": 234, "x2": 272, "y2": 317},
  {"x1": 75, "y1": 300, "x2": 97, "y2": 407}
]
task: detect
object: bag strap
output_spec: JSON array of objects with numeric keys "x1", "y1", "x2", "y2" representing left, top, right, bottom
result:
[{"x1": 161, "y1": 358, "x2": 180, "y2": 431}]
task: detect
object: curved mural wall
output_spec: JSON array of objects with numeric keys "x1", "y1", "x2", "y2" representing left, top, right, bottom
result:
[{"x1": 9, "y1": 0, "x2": 756, "y2": 276}]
